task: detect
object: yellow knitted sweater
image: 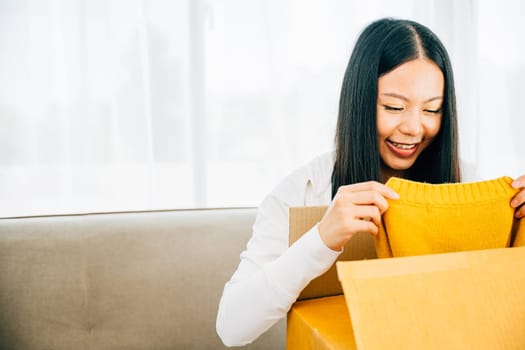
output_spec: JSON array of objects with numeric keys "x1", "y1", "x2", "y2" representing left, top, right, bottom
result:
[{"x1": 376, "y1": 176, "x2": 525, "y2": 258}]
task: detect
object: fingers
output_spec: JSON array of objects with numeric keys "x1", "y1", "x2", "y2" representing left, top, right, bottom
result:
[
  {"x1": 350, "y1": 205, "x2": 382, "y2": 227},
  {"x1": 338, "y1": 181, "x2": 400, "y2": 200},
  {"x1": 318, "y1": 212, "x2": 378, "y2": 251},
  {"x1": 319, "y1": 181, "x2": 397, "y2": 251},
  {"x1": 512, "y1": 176, "x2": 525, "y2": 189},
  {"x1": 351, "y1": 218, "x2": 379, "y2": 236},
  {"x1": 511, "y1": 175, "x2": 525, "y2": 219},
  {"x1": 515, "y1": 205, "x2": 525, "y2": 219},
  {"x1": 336, "y1": 190, "x2": 390, "y2": 214},
  {"x1": 511, "y1": 189, "x2": 525, "y2": 219}
]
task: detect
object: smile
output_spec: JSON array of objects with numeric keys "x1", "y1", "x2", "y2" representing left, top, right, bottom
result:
[
  {"x1": 386, "y1": 140, "x2": 420, "y2": 157},
  {"x1": 388, "y1": 141, "x2": 417, "y2": 149}
]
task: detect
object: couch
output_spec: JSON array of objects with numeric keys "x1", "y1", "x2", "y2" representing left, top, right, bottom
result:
[{"x1": 0, "y1": 208, "x2": 285, "y2": 349}]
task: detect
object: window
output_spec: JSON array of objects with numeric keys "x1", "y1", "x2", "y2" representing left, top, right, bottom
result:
[{"x1": 1, "y1": 0, "x2": 523, "y2": 217}]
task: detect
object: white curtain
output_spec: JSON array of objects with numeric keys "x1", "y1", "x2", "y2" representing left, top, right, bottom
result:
[{"x1": 0, "y1": 0, "x2": 523, "y2": 217}]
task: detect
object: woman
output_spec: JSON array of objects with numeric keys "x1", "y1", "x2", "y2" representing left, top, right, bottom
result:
[{"x1": 216, "y1": 17, "x2": 525, "y2": 346}]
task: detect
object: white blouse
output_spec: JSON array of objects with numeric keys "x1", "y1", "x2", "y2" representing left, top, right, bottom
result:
[{"x1": 216, "y1": 152, "x2": 339, "y2": 347}]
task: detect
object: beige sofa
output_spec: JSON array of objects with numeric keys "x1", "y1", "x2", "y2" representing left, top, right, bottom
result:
[{"x1": 0, "y1": 208, "x2": 285, "y2": 349}]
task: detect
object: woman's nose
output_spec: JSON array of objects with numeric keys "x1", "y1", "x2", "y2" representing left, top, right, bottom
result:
[{"x1": 399, "y1": 110, "x2": 423, "y2": 136}]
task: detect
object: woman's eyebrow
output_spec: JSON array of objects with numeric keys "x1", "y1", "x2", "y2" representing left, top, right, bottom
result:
[
  {"x1": 380, "y1": 92, "x2": 443, "y2": 103},
  {"x1": 424, "y1": 96, "x2": 444, "y2": 102}
]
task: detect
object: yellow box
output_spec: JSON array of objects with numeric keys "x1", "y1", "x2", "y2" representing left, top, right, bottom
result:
[
  {"x1": 337, "y1": 246, "x2": 525, "y2": 349},
  {"x1": 286, "y1": 295, "x2": 356, "y2": 350},
  {"x1": 288, "y1": 206, "x2": 525, "y2": 349}
]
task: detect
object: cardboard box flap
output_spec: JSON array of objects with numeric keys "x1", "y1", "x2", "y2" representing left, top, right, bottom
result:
[
  {"x1": 337, "y1": 247, "x2": 525, "y2": 350},
  {"x1": 289, "y1": 206, "x2": 376, "y2": 300},
  {"x1": 286, "y1": 295, "x2": 357, "y2": 350}
]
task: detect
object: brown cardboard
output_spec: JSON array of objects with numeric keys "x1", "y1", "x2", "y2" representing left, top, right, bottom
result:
[
  {"x1": 289, "y1": 206, "x2": 377, "y2": 300},
  {"x1": 337, "y1": 247, "x2": 525, "y2": 350},
  {"x1": 286, "y1": 295, "x2": 357, "y2": 350}
]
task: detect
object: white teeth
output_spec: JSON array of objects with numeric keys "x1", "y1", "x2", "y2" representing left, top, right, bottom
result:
[{"x1": 390, "y1": 141, "x2": 417, "y2": 149}]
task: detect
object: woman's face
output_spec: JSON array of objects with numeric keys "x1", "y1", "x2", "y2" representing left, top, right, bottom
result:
[{"x1": 376, "y1": 58, "x2": 444, "y2": 176}]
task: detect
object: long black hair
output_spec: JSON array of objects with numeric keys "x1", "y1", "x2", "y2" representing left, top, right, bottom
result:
[{"x1": 331, "y1": 18, "x2": 460, "y2": 198}]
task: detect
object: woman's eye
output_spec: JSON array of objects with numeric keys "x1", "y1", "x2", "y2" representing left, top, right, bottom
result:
[
  {"x1": 424, "y1": 109, "x2": 441, "y2": 114},
  {"x1": 383, "y1": 105, "x2": 403, "y2": 112}
]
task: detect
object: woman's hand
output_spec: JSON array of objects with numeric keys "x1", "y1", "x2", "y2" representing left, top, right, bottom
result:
[
  {"x1": 318, "y1": 181, "x2": 399, "y2": 251},
  {"x1": 512, "y1": 176, "x2": 525, "y2": 219}
]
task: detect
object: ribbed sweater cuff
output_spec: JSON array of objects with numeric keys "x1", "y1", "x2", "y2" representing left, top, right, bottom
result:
[{"x1": 386, "y1": 176, "x2": 516, "y2": 205}]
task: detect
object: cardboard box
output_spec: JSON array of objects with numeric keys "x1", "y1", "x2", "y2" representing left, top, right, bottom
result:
[
  {"x1": 289, "y1": 206, "x2": 376, "y2": 300},
  {"x1": 286, "y1": 295, "x2": 356, "y2": 350},
  {"x1": 337, "y1": 246, "x2": 525, "y2": 349},
  {"x1": 288, "y1": 206, "x2": 525, "y2": 349}
]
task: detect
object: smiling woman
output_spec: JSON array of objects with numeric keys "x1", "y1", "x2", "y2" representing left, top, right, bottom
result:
[{"x1": 376, "y1": 58, "x2": 444, "y2": 181}]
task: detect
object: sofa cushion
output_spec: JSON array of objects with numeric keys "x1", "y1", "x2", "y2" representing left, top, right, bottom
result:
[{"x1": 0, "y1": 208, "x2": 285, "y2": 349}]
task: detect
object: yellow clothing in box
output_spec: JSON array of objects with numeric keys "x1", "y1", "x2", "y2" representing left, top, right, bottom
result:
[{"x1": 376, "y1": 176, "x2": 525, "y2": 258}]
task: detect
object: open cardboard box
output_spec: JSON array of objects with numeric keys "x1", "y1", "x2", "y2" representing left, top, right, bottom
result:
[{"x1": 287, "y1": 206, "x2": 525, "y2": 350}]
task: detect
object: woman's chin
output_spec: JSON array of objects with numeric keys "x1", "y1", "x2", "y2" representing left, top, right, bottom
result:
[{"x1": 382, "y1": 159, "x2": 416, "y2": 172}]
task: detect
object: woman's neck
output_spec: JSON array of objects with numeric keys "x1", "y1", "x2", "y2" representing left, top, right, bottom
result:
[{"x1": 380, "y1": 164, "x2": 407, "y2": 184}]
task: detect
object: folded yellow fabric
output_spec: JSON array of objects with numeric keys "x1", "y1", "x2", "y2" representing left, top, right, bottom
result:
[{"x1": 376, "y1": 176, "x2": 524, "y2": 258}]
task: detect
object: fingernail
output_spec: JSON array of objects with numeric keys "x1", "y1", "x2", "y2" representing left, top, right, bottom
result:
[
  {"x1": 512, "y1": 180, "x2": 521, "y2": 188},
  {"x1": 391, "y1": 191, "x2": 400, "y2": 199},
  {"x1": 511, "y1": 199, "x2": 518, "y2": 207}
]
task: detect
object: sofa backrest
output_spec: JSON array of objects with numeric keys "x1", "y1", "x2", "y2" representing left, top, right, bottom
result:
[{"x1": 0, "y1": 208, "x2": 285, "y2": 349}]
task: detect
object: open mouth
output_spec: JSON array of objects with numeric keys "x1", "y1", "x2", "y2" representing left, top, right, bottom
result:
[
  {"x1": 388, "y1": 141, "x2": 417, "y2": 149},
  {"x1": 386, "y1": 139, "x2": 420, "y2": 157}
]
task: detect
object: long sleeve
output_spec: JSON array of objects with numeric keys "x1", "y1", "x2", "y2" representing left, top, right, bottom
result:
[{"x1": 216, "y1": 154, "x2": 339, "y2": 347}]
